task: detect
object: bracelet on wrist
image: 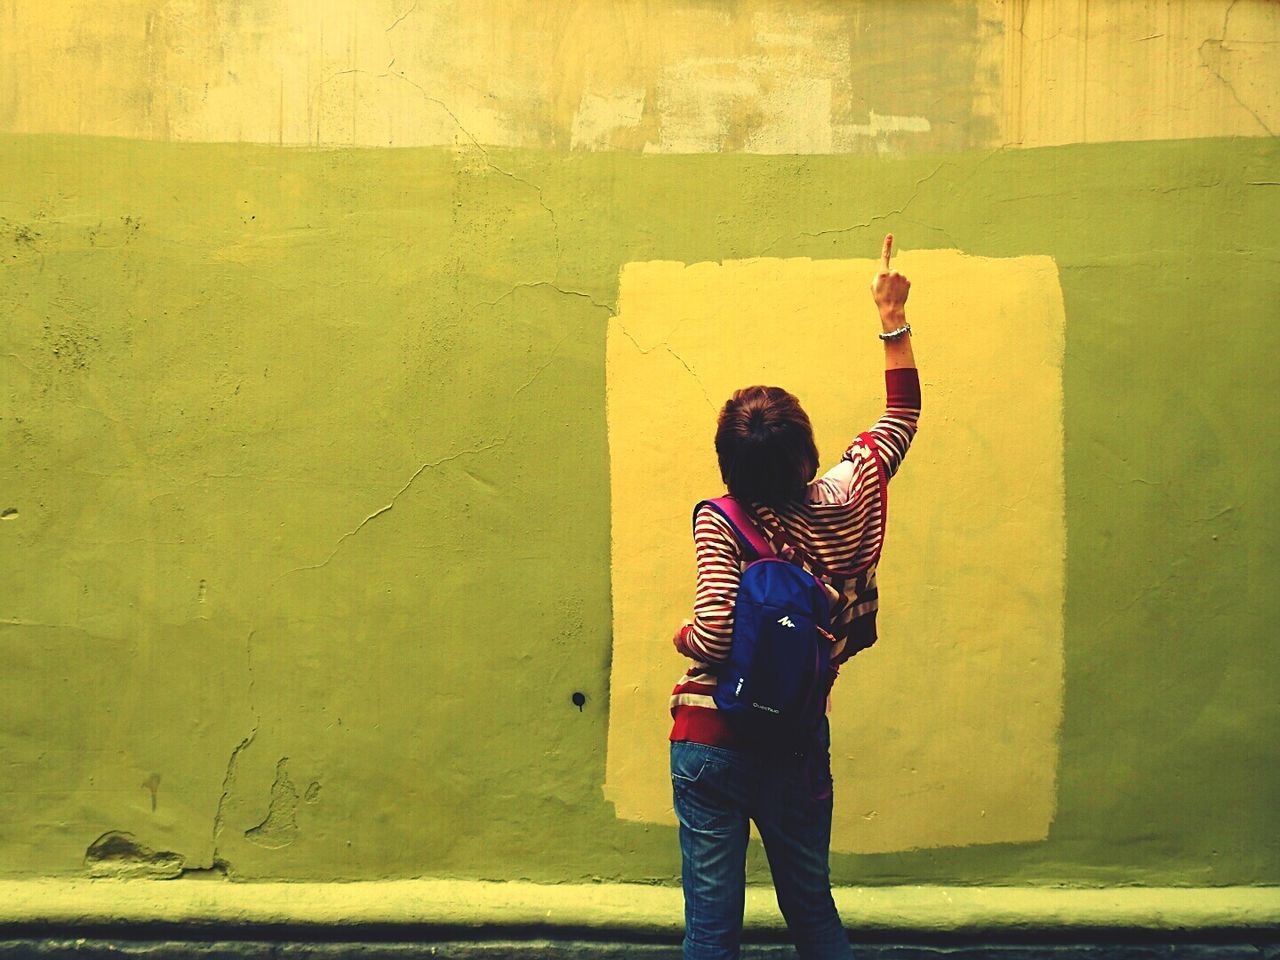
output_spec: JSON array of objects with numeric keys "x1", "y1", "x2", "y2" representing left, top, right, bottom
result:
[{"x1": 879, "y1": 321, "x2": 911, "y2": 341}]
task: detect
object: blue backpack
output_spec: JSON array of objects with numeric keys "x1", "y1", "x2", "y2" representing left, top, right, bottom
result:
[{"x1": 694, "y1": 496, "x2": 836, "y2": 745}]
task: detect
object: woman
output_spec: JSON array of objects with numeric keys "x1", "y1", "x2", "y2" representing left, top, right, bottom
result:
[{"x1": 669, "y1": 235, "x2": 921, "y2": 960}]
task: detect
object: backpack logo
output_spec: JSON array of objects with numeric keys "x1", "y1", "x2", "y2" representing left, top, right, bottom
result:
[{"x1": 777, "y1": 615, "x2": 797, "y2": 629}]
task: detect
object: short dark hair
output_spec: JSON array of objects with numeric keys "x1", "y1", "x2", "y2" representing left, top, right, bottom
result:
[{"x1": 714, "y1": 386, "x2": 819, "y2": 507}]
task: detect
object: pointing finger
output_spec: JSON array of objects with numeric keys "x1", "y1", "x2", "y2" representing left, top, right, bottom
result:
[{"x1": 881, "y1": 233, "x2": 893, "y2": 270}]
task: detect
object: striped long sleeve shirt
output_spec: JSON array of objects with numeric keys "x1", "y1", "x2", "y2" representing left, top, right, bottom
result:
[{"x1": 670, "y1": 367, "x2": 922, "y2": 748}]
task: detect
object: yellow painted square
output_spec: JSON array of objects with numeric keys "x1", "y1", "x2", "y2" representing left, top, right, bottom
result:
[{"x1": 604, "y1": 251, "x2": 1065, "y2": 853}]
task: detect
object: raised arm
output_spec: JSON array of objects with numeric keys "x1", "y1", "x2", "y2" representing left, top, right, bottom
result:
[
  {"x1": 867, "y1": 234, "x2": 921, "y2": 477},
  {"x1": 810, "y1": 234, "x2": 921, "y2": 504}
]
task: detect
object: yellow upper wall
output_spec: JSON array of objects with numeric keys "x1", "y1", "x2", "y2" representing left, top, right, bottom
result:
[
  {"x1": 1002, "y1": 0, "x2": 1277, "y2": 145},
  {"x1": 1, "y1": 0, "x2": 1274, "y2": 151}
]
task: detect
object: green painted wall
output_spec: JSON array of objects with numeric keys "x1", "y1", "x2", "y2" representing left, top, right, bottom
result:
[{"x1": 2, "y1": 133, "x2": 1276, "y2": 884}]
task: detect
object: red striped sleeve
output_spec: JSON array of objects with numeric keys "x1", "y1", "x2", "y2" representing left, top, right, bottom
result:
[
  {"x1": 865, "y1": 367, "x2": 921, "y2": 480},
  {"x1": 808, "y1": 368, "x2": 921, "y2": 507},
  {"x1": 680, "y1": 505, "x2": 741, "y2": 663}
]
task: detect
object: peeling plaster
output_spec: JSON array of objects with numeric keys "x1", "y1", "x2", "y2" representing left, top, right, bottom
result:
[
  {"x1": 210, "y1": 729, "x2": 258, "y2": 873},
  {"x1": 244, "y1": 758, "x2": 301, "y2": 850},
  {"x1": 84, "y1": 831, "x2": 185, "y2": 879}
]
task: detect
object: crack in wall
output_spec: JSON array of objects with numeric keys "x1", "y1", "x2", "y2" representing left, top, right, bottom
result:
[
  {"x1": 1197, "y1": 0, "x2": 1274, "y2": 136},
  {"x1": 272, "y1": 438, "x2": 508, "y2": 584},
  {"x1": 760, "y1": 161, "x2": 951, "y2": 256},
  {"x1": 207, "y1": 153, "x2": 603, "y2": 833},
  {"x1": 614, "y1": 322, "x2": 715, "y2": 410},
  {"x1": 662, "y1": 345, "x2": 716, "y2": 411},
  {"x1": 384, "y1": 2, "x2": 417, "y2": 36},
  {"x1": 477, "y1": 281, "x2": 613, "y2": 315},
  {"x1": 512, "y1": 331, "x2": 575, "y2": 399},
  {"x1": 899, "y1": 216, "x2": 961, "y2": 250},
  {"x1": 218, "y1": 432, "x2": 509, "y2": 868},
  {"x1": 209, "y1": 728, "x2": 258, "y2": 875},
  {"x1": 356, "y1": 65, "x2": 566, "y2": 282}
]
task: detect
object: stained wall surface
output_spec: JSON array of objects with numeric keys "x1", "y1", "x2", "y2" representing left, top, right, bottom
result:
[{"x1": 1, "y1": 0, "x2": 1277, "y2": 888}]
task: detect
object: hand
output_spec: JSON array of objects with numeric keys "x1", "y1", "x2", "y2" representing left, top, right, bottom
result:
[
  {"x1": 672, "y1": 620, "x2": 693, "y2": 653},
  {"x1": 871, "y1": 233, "x2": 910, "y2": 322}
]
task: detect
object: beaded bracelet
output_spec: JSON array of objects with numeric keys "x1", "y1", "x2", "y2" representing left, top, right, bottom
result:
[{"x1": 879, "y1": 322, "x2": 912, "y2": 340}]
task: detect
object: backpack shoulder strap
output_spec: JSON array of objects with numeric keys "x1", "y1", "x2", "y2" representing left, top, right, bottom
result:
[
  {"x1": 694, "y1": 497, "x2": 775, "y2": 561},
  {"x1": 857, "y1": 430, "x2": 883, "y2": 473}
]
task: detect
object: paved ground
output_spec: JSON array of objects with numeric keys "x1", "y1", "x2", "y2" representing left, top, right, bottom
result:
[{"x1": 2, "y1": 938, "x2": 1279, "y2": 959}]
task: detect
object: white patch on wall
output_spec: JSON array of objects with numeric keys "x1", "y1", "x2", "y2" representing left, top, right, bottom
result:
[
  {"x1": 847, "y1": 110, "x2": 933, "y2": 136},
  {"x1": 570, "y1": 88, "x2": 646, "y2": 151},
  {"x1": 835, "y1": 110, "x2": 934, "y2": 154},
  {"x1": 743, "y1": 76, "x2": 834, "y2": 154},
  {"x1": 644, "y1": 6, "x2": 849, "y2": 154},
  {"x1": 753, "y1": 9, "x2": 818, "y2": 48},
  {"x1": 646, "y1": 60, "x2": 761, "y2": 153}
]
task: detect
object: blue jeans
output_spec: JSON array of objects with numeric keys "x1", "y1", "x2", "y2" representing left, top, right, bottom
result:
[{"x1": 671, "y1": 717, "x2": 852, "y2": 960}]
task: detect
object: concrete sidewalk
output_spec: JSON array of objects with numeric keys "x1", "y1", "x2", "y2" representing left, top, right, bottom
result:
[
  {"x1": 1, "y1": 937, "x2": 1279, "y2": 959},
  {"x1": 1, "y1": 881, "x2": 1278, "y2": 958},
  {"x1": 3, "y1": 881, "x2": 1280, "y2": 933}
]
